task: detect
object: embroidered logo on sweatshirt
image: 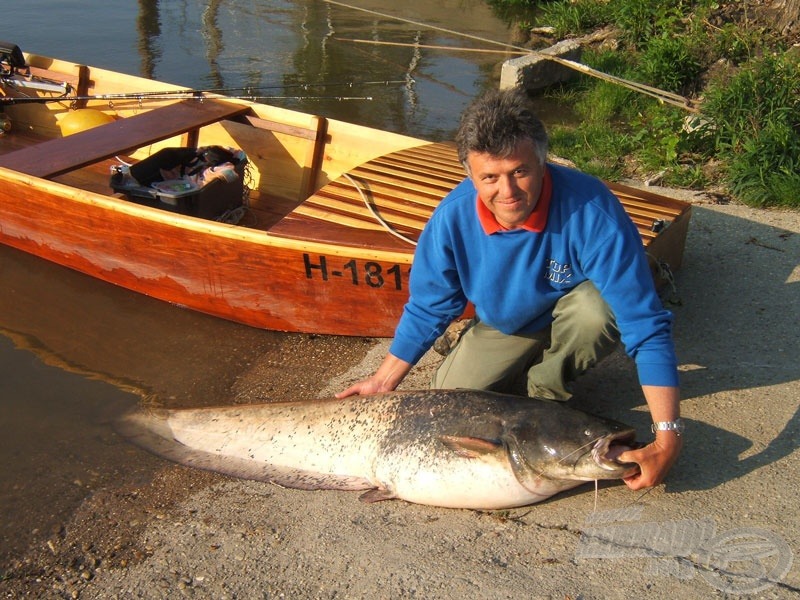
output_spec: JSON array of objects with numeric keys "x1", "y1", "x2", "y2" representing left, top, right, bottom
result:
[{"x1": 544, "y1": 259, "x2": 573, "y2": 285}]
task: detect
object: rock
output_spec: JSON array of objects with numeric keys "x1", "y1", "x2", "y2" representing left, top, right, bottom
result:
[{"x1": 500, "y1": 40, "x2": 582, "y2": 91}]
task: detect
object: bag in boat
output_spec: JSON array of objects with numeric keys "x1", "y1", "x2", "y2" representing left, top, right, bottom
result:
[{"x1": 110, "y1": 146, "x2": 248, "y2": 222}]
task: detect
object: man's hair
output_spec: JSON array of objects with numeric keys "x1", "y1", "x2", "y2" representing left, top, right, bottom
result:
[{"x1": 455, "y1": 88, "x2": 549, "y2": 171}]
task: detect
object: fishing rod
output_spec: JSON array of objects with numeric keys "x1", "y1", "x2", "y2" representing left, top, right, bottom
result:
[
  {"x1": 324, "y1": 0, "x2": 699, "y2": 112},
  {"x1": 0, "y1": 78, "x2": 406, "y2": 105},
  {"x1": 0, "y1": 92, "x2": 376, "y2": 106}
]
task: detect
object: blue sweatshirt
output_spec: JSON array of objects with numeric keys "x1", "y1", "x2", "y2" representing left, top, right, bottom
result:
[{"x1": 390, "y1": 163, "x2": 679, "y2": 388}]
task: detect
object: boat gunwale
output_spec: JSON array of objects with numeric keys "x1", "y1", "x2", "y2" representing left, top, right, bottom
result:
[{"x1": 0, "y1": 164, "x2": 417, "y2": 264}]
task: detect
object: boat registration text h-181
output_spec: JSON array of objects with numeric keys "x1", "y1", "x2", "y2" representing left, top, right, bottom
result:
[{"x1": 303, "y1": 254, "x2": 408, "y2": 291}]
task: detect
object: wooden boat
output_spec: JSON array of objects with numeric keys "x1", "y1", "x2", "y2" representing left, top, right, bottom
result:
[{"x1": 0, "y1": 48, "x2": 691, "y2": 337}]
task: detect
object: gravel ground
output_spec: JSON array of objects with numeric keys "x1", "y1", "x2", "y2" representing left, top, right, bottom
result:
[{"x1": 1, "y1": 189, "x2": 798, "y2": 599}]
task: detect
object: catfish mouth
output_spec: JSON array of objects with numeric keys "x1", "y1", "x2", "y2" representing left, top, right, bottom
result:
[{"x1": 591, "y1": 431, "x2": 643, "y2": 475}]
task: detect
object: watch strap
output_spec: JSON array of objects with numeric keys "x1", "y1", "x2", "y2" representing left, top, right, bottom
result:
[{"x1": 651, "y1": 418, "x2": 684, "y2": 435}]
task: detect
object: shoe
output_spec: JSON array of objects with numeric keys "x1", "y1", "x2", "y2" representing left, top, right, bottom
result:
[{"x1": 433, "y1": 318, "x2": 474, "y2": 356}]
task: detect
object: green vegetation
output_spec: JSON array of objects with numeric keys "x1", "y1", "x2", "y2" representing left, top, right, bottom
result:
[
  {"x1": 698, "y1": 53, "x2": 800, "y2": 206},
  {"x1": 491, "y1": 0, "x2": 800, "y2": 207}
]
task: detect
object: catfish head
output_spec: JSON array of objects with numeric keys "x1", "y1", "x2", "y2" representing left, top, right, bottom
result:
[{"x1": 501, "y1": 401, "x2": 642, "y2": 491}]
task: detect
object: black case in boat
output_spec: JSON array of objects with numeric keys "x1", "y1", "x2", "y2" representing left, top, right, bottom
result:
[{"x1": 110, "y1": 146, "x2": 246, "y2": 220}]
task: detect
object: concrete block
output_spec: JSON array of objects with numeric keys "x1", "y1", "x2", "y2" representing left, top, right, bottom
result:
[{"x1": 500, "y1": 40, "x2": 583, "y2": 91}]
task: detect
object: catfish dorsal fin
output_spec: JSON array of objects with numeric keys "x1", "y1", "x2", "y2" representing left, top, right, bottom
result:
[{"x1": 440, "y1": 435, "x2": 503, "y2": 459}]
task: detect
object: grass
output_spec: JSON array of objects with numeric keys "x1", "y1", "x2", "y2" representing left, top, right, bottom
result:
[
  {"x1": 496, "y1": 0, "x2": 800, "y2": 207},
  {"x1": 698, "y1": 53, "x2": 800, "y2": 206}
]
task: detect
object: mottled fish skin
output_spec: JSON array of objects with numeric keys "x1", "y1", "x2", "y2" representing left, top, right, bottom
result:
[{"x1": 117, "y1": 390, "x2": 638, "y2": 510}]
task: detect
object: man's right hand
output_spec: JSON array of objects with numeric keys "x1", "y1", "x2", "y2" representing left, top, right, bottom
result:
[
  {"x1": 335, "y1": 353, "x2": 413, "y2": 399},
  {"x1": 335, "y1": 377, "x2": 386, "y2": 398}
]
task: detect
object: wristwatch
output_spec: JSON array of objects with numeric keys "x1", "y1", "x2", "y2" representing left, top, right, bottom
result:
[{"x1": 651, "y1": 418, "x2": 685, "y2": 436}]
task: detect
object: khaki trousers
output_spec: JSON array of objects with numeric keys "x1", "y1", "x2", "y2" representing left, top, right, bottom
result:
[{"x1": 431, "y1": 281, "x2": 620, "y2": 399}]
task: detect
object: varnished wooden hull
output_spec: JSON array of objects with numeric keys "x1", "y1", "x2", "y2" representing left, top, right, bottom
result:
[
  {"x1": 0, "y1": 53, "x2": 691, "y2": 337},
  {"x1": 0, "y1": 168, "x2": 416, "y2": 336}
]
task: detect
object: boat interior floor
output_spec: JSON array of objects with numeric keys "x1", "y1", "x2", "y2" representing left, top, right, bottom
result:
[{"x1": 0, "y1": 122, "x2": 307, "y2": 236}]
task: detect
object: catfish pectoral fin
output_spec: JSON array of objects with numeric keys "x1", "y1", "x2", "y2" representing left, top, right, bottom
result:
[
  {"x1": 359, "y1": 488, "x2": 397, "y2": 503},
  {"x1": 440, "y1": 435, "x2": 503, "y2": 459}
]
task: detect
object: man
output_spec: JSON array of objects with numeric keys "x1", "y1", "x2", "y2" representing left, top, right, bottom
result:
[{"x1": 338, "y1": 88, "x2": 682, "y2": 490}]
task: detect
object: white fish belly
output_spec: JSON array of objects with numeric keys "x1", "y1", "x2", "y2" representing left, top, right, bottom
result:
[
  {"x1": 165, "y1": 402, "x2": 386, "y2": 480},
  {"x1": 376, "y1": 452, "x2": 575, "y2": 510}
]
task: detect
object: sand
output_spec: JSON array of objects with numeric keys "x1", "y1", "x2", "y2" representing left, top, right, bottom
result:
[{"x1": 2, "y1": 189, "x2": 798, "y2": 598}]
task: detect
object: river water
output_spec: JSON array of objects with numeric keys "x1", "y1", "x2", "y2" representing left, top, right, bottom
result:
[
  {"x1": 1, "y1": 0, "x2": 530, "y2": 571},
  {"x1": 11, "y1": 0, "x2": 524, "y2": 137}
]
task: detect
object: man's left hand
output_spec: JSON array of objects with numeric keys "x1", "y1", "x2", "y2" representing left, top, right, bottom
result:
[{"x1": 618, "y1": 432, "x2": 683, "y2": 490}]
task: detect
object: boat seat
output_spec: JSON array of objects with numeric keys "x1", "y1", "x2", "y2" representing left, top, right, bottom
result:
[{"x1": 0, "y1": 98, "x2": 249, "y2": 179}]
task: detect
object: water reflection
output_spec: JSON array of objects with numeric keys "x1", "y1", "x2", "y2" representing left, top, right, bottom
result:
[
  {"x1": 137, "y1": 0, "x2": 161, "y2": 80},
  {"x1": 121, "y1": 0, "x2": 516, "y2": 138},
  {"x1": 201, "y1": 0, "x2": 225, "y2": 89},
  {"x1": 0, "y1": 245, "x2": 286, "y2": 406}
]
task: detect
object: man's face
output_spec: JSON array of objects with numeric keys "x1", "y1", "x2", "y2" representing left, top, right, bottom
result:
[{"x1": 466, "y1": 138, "x2": 545, "y2": 230}]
